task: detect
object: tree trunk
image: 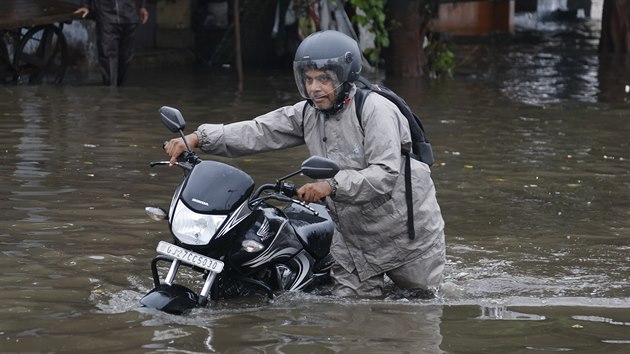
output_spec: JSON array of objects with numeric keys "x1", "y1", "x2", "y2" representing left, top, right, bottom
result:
[
  {"x1": 384, "y1": 0, "x2": 428, "y2": 77},
  {"x1": 599, "y1": 0, "x2": 630, "y2": 53}
]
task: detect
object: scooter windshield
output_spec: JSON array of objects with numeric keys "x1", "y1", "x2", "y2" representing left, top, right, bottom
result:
[{"x1": 181, "y1": 161, "x2": 255, "y2": 213}]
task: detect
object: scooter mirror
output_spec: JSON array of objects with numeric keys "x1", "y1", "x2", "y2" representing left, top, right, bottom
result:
[
  {"x1": 301, "y1": 156, "x2": 340, "y2": 179},
  {"x1": 159, "y1": 106, "x2": 186, "y2": 133}
]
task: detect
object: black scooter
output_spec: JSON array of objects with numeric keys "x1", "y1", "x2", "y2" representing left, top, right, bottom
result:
[{"x1": 140, "y1": 106, "x2": 339, "y2": 314}]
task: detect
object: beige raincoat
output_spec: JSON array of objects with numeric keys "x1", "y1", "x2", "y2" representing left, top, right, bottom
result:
[{"x1": 195, "y1": 86, "x2": 445, "y2": 282}]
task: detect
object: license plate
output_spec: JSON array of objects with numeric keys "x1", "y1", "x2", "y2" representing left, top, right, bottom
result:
[{"x1": 156, "y1": 241, "x2": 224, "y2": 273}]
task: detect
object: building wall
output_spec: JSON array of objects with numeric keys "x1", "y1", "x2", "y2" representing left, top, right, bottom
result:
[{"x1": 431, "y1": 0, "x2": 515, "y2": 35}]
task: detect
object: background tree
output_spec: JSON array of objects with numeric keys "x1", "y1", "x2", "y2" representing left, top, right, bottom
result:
[
  {"x1": 599, "y1": 0, "x2": 630, "y2": 53},
  {"x1": 382, "y1": 0, "x2": 439, "y2": 78},
  {"x1": 226, "y1": 0, "x2": 629, "y2": 76}
]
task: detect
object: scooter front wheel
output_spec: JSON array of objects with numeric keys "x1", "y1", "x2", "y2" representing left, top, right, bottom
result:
[{"x1": 140, "y1": 283, "x2": 200, "y2": 315}]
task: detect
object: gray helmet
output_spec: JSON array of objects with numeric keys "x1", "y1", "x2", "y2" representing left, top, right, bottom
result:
[{"x1": 293, "y1": 30, "x2": 362, "y2": 100}]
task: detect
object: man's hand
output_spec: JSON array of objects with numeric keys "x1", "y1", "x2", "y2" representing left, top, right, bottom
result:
[
  {"x1": 163, "y1": 133, "x2": 199, "y2": 166},
  {"x1": 297, "y1": 181, "x2": 333, "y2": 203},
  {"x1": 74, "y1": 7, "x2": 89, "y2": 18}
]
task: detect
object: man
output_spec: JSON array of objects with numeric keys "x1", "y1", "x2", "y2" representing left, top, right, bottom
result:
[
  {"x1": 74, "y1": 1, "x2": 149, "y2": 86},
  {"x1": 164, "y1": 30, "x2": 446, "y2": 298}
]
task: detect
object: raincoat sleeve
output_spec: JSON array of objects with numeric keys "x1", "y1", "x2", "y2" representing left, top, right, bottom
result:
[
  {"x1": 194, "y1": 103, "x2": 306, "y2": 157},
  {"x1": 332, "y1": 94, "x2": 407, "y2": 204}
]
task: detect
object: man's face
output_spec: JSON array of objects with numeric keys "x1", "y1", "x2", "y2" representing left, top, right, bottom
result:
[{"x1": 304, "y1": 69, "x2": 337, "y2": 110}]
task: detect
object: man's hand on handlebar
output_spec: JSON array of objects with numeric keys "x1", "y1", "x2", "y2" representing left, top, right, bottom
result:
[
  {"x1": 297, "y1": 181, "x2": 333, "y2": 203},
  {"x1": 163, "y1": 133, "x2": 199, "y2": 166}
]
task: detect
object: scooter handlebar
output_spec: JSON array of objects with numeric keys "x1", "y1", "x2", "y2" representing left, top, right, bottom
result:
[
  {"x1": 281, "y1": 183, "x2": 297, "y2": 198},
  {"x1": 149, "y1": 160, "x2": 193, "y2": 170}
]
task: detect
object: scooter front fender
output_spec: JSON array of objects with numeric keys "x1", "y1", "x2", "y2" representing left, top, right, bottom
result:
[{"x1": 140, "y1": 284, "x2": 199, "y2": 315}]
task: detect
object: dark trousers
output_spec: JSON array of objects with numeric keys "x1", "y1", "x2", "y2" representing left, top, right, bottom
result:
[{"x1": 96, "y1": 21, "x2": 138, "y2": 86}]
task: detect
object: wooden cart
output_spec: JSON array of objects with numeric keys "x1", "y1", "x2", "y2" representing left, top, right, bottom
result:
[{"x1": 0, "y1": 0, "x2": 82, "y2": 84}]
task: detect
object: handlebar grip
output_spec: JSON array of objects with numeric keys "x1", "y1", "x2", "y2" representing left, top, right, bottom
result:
[
  {"x1": 150, "y1": 161, "x2": 170, "y2": 167},
  {"x1": 282, "y1": 184, "x2": 297, "y2": 198}
]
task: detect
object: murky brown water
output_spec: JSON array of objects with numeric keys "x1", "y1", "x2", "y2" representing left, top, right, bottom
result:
[{"x1": 1, "y1": 16, "x2": 630, "y2": 353}]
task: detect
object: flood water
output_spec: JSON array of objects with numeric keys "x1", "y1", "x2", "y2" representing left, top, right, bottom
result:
[{"x1": 1, "y1": 15, "x2": 630, "y2": 353}]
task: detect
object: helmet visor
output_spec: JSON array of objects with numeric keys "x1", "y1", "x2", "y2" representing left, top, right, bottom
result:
[{"x1": 293, "y1": 53, "x2": 353, "y2": 99}]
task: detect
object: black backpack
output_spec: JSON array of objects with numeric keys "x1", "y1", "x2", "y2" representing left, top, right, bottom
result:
[{"x1": 354, "y1": 75, "x2": 434, "y2": 167}]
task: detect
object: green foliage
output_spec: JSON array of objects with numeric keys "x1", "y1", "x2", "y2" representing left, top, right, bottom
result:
[
  {"x1": 425, "y1": 35, "x2": 455, "y2": 78},
  {"x1": 349, "y1": 0, "x2": 389, "y2": 63},
  {"x1": 422, "y1": 0, "x2": 440, "y2": 18},
  {"x1": 349, "y1": 0, "x2": 454, "y2": 78}
]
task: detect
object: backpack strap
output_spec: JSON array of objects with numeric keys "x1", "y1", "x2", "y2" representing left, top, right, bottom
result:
[
  {"x1": 353, "y1": 75, "x2": 373, "y2": 129},
  {"x1": 353, "y1": 87, "x2": 368, "y2": 129},
  {"x1": 301, "y1": 100, "x2": 310, "y2": 119}
]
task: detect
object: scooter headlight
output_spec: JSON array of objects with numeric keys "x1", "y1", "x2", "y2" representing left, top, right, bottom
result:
[{"x1": 171, "y1": 201, "x2": 227, "y2": 245}]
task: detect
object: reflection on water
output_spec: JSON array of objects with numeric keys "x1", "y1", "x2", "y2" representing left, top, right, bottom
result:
[
  {"x1": 478, "y1": 304, "x2": 546, "y2": 320},
  {"x1": 1, "y1": 14, "x2": 629, "y2": 353},
  {"x1": 456, "y1": 13, "x2": 630, "y2": 106}
]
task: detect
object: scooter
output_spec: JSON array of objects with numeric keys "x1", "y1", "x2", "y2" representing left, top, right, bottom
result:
[{"x1": 140, "y1": 106, "x2": 339, "y2": 314}]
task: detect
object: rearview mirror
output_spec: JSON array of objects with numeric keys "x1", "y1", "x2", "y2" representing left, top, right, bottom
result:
[
  {"x1": 301, "y1": 156, "x2": 339, "y2": 179},
  {"x1": 159, "y1": 106, "x2": 186, "y2": 133}
]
